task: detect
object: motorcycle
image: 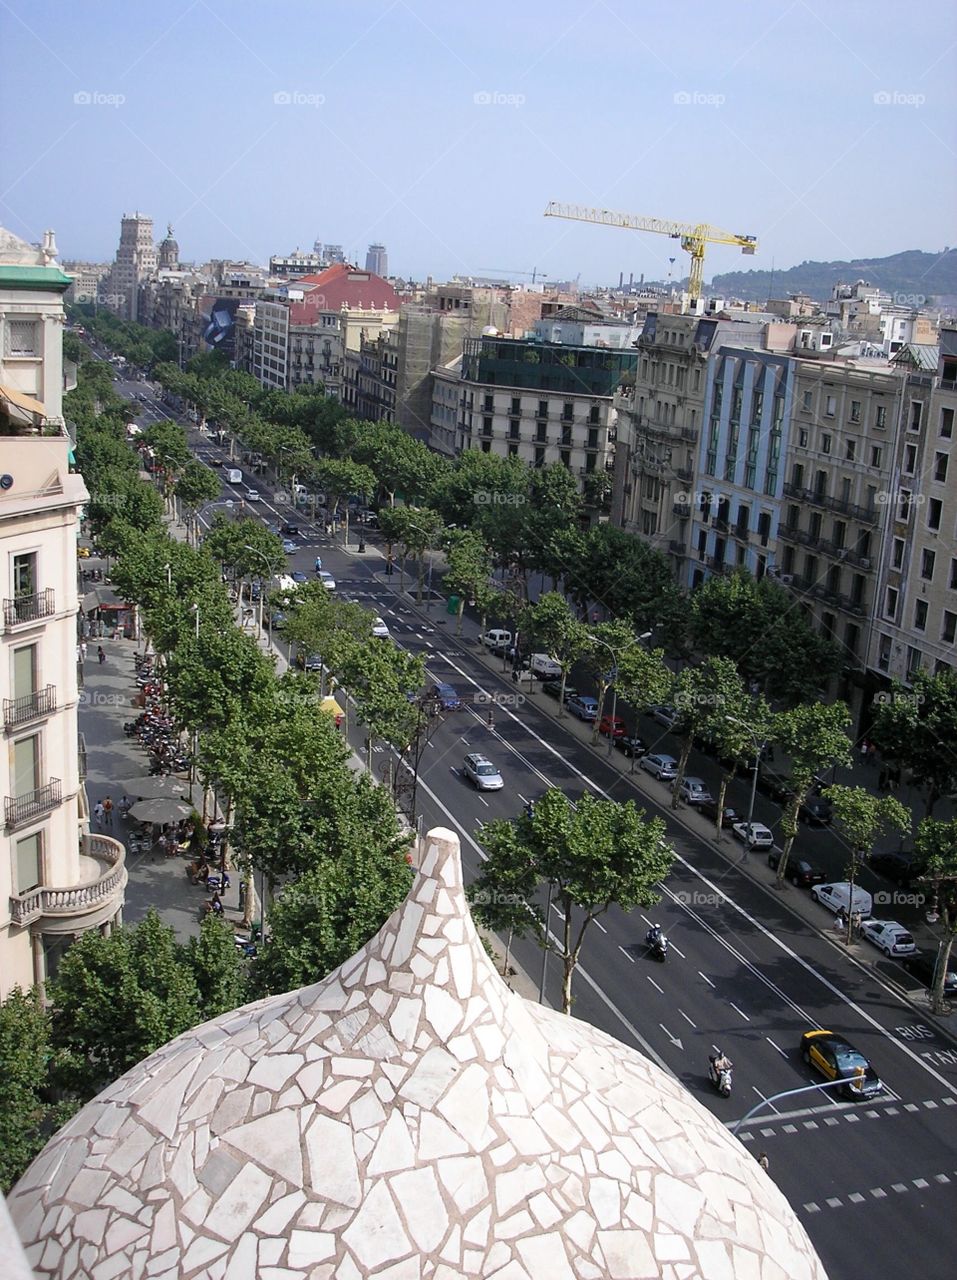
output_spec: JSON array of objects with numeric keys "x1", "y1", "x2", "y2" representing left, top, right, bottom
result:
[
  {"x1": 645, "y1": 926, "x2": 669, "y2": 961},
  {"x1": 708, "y1": 1050, "x2": 733, "y2": 1098}
]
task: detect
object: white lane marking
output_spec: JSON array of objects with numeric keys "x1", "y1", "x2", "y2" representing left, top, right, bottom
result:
[
  {"x1": 646, "y1": 976, "x2": 664, "y2": 994},
  {"x1": 730, "y1": 1003, "x2": 750, "y2": 1022},
  {"x1": 751, "y1": 1086, "x2": 780, "y2": 1115},
  {"x1": 595, "y1": 919, "x2": 607, "y2": 934},
  {"x1": 668, "y1": 940, "x2": 686, "y2": 959},
  {"x1": 618, "y1": 946, "x2": 635, "y2": 964},
  {"x1": 679, "y1": 1009, "x2": 696, "y2": 1028},
  {"x1": 699, "y1": 971, "x2": 716, "y2": 988},
  {"x1": 767, "y1": 1037, "x2": 787, "y2": 1058}
]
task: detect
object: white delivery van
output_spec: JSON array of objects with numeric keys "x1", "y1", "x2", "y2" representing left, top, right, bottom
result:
[
  {"x1": 529, "y1": 654, "x2": 562, "y2": 679},
  {"x1": 226, "y1": 469, "x2": 242, "y2": 485},
  {"x1": 810, "y1": 882, "x2": 873, "y2": 919},
  {"x1": 482, "y1": 629, "x2": 512, "y2": 653}
]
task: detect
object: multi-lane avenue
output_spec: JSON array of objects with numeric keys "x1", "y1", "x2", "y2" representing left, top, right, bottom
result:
[{"x1": 123, "y1": 375, "x2": 957, "y2": 1279}]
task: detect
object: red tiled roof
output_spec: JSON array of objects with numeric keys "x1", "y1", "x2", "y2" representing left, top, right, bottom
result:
[{"x1": 287, "y1": 264, "x2": 401, "y2": 324}]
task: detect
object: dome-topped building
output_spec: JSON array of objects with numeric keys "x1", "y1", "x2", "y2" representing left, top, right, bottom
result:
[
  {"x1": 9, "y1": 829, "x2": 827, "y2": 1279},
  {"x1": 157, "y1": 223, "x2": 179, "y2": 271}
]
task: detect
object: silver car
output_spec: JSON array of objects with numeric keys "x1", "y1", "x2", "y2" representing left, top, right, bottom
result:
[
  {"x1": 639, "y1": 753, "x2": 679, "y2": 781},
  {"x1": 463, "y1": 753, "x2": 504, "y2": 791}
]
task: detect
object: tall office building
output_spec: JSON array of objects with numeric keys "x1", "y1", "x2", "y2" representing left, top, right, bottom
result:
[
  {"x1": 105, "y1": 212, "x2": 157, "y2": 322},
  {"x1": 365, "y1": 243, "x2": 388, "y2": 277}
]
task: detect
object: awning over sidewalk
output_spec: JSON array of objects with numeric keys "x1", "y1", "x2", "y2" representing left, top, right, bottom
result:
[
  {"x1": 0, "y1": 382, "x2": 46, "y2": 421},
  {"x1": 81, "y1": 585, "x2": 126, "y2": 612}
]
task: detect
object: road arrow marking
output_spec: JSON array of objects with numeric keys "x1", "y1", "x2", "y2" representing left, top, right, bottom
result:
[{"x1": 659, "y1": 1024, "x2": 683, "y2": 1050}]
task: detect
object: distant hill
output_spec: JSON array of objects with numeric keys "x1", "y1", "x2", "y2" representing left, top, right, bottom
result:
[{"x1": 709, "y1": 249, "x2": 957, "y2": 305}]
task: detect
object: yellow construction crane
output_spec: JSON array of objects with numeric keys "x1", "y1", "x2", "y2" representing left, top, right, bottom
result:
[{"x1": 544, "y1": 201, "x2": 757, "y2": 306}]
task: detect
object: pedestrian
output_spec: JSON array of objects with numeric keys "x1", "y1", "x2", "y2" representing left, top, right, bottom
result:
[
  {"x1": 314, "y1": 555, "x2": 322, "y2": 573},
  {"x1": 210, "y1": 892, "x2": 224, "y2": 917},
  {"x1": 238, "y1": 879, "x2": 247, "y2": 912},
  {"x1": 867, "y1": 742, "x2": 877, "y2": 765},
  {"x1": 334, "y1": 713, "x2": 344, "y2": 730},
  {"x1": 97, "y1": 645, "x2": 106, "y2": 665},
  {"x1": 835, "y1": 907, "x2": 847, "y2": 933},
  {"x1": 102, "y1": 795, "x2": 114, "y2": 824},
  {"x1": 851, "y1": 909, "x2": 863, "y2": 939},
  {"x1": 757, "y1": 1152, "x2": 770, "y2": 1172},
  {"x1": 80, "y1": 640, "x2": 88, "y2": 662},
  {"x1": 859, "y1": 739, "x2": 869, "y2": 764},
  {"x1": 93, "y1": 800, "x2": 105, "y2": 826}
]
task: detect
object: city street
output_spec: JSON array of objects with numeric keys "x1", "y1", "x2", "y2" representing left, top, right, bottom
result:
[{"x1": 124, "y1": 379, "x2": 957, "y2": 1279}]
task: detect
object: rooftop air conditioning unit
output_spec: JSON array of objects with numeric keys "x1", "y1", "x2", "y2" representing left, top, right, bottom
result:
[{"x1": 779, "y1": 574, "x2": 795, "y2": 585}]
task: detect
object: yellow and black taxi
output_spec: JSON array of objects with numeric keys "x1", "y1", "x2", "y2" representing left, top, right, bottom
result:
[{"x1": 800, "y1": 1029, "x2": 883, "y2": 1100}]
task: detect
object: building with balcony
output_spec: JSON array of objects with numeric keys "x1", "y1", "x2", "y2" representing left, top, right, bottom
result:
[
  {"x1": 773, "y1": 359, "x2": 907, "y2": 711},
  {"x1": 0, "y1": 226, "x2": 125, "y2": 996},
  {"x1": 688, "y1": 348, "x2": 795, "y2": 588},
  {"x1": 868, "y1": 331, "x2": 955, "y2": 688},
  {"x1": 611, "y1": 312, "x2": 770, "y2": 568},
  {"x1": 445, "y1": 330, "x2": 636, "y2": 483}
]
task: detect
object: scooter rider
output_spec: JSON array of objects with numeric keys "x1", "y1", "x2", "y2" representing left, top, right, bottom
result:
[
  {"x1": 646, "y1": 923, "x2": 664, "y2": 947},
  {"x1": 710, "y1": 1047, "x2": 732, "y2": 1077}
]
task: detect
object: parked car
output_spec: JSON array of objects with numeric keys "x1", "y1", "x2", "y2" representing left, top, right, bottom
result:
[
  {"x1": 542, "y1": 680, "x2": 577, "y2": 703},
  {"x1": 869, "y1": 849, "x2": 925, "y2": 888},
  {"x1": 800, "y1": 794, "x2": 833, "y2": 825},
  {"x1": 639, "y1": 753, "x2": 679, "y2": 781},
  {"x1": 901, "y1": 952, "x2": 957, "y2": 995},
  {"x1": 614, "y1": 733, "x2": 647, "y2": 759},
  {"x1": 266, "y1": 610, "x2": 286, "y2": 631},
  {"x1": 598, "y1": 714, "x2": 626, "y2": 739},
  {"x1": 371, "y1": 616, "x2": 391, "y2": 638},
  {"x1": 756, "y1": 768, "x2": 794, "y2": 803},
  {"x1": 732, "y1": 821, "x2": 774, "y2": 849},
  {"x1": 567, "y1": 695, "x2": 599, "y2": 722},
  {"x1": 699, "y1": 801, "x2": 740, "y2": 829},
  {"x1": 300, "y1": 652, "x2": 323, "y2": 672},
  {"x1": 800, "y1": 1029, "x2": 883, "y2": 1100},
  {"x1": 462, "y1": 753, "x2": 504, "y2": 791},
  {"x1": 318, "y1": 571, "x2": 337, "y2": 592},
  {"x1": 481, "y1": 629, "x2": 512, "y2": 653},
  {"x1": 767, "y1": 849, "x2": 827, "y2": 887},
  {"x1": 529, "y1": 653, "x2": 562, "y2": 680},
  {"x1": 860, "y1": 920, "x2": 918, "y2": 957},
  {"x1": 433, "y1": 682, "x2": 461, "y2": 711},
  {"x1": 810, "y1": 882, "x2": 873, "y2": 919},
  {"x1": 649, "y1": 705, "x2": 680, "y2": 729},
  {"x1": 678, "y1": 777, "x2": 714, "y2": 806}
]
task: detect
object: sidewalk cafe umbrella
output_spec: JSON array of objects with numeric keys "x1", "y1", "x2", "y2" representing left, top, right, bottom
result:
[
  {"x1": 128, "y1": 798, "x2": 193, "y2": 825},
  {"x1": 120, "y1": 776, "x2": 189, "y2": 801}
]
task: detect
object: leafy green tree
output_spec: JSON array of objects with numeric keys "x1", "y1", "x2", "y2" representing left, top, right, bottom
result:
[
  {"x1": 469, "y1": 789, "x2": 675, "y2": 1013},
  {"x1": 250, "y1": 843, "x2": 414, "y2": 997},
  {"x1": 142, "y1": 421, "x2": 191, "y2": 505},
  {"x1": 581, "y1": 620, "x2": 644, "y2": 742},
  {"x1": 175, "y1": 459, "x2": 220, "y2": 545},
  {"x1": 378, "y1": 506, "x2": 445, "y2": 602},
  {"x1": 185, "y1": 914, "x2": 249, "y2": 1019},
  {"x1": 691, "y1": 571, "x2": 841, "y2": 706},
  {"x1": 443, "y1": 530, "x2": 495, "y2": 635},
  {"x1": 773, "y1": 703, "x2": 853, "y2": 882},
  {"x1": 312, "y1": 457, "x2": 376, "y2": 544},
  {"x1": 704, "y1": 697, "x2": 776, "y2": 841},
  {"x1": 0, "y1": 988, "x2": 75, "y2": 1193},
  {"x1": 520, "y1": 592, "x2": 590, "y2": 715},
  {"x1": 824, "y1": 787, "x2": 910, "y2": 943},
  {"x1": 914, "y1": 819, "x2": 957, "y2": 1013},
  {"x1": 670, "y1": 658, "x2": 745, "y2": 809},
  {"x1": 870, "y1": 671, "x2": 957, "y2": 816},
  {"x1": 49, "y1": 911, "x2": 202, "y2": 1098},
  {"x1": 339, "y1": 640, "x2": 426, "y2": 766}
]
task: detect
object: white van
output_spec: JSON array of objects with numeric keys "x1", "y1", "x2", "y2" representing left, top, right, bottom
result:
[
  {"x1": 482, "y1": 629, "x2": 512, "y2": 653},
  {"x1": 226, "y1": 469, "x2": 242, "y2": 485},
  {"x1": 811, "y1": 882, "x2": 873, "y2": 919},
  {"x1": 529, "y1": 653, "x2": 562, "y2": 679}
]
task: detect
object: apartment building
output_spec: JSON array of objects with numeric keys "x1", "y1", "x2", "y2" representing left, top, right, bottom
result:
[
  {"x1": 688, "y1": 348, "x2": 795, "y2": 587},
  {"x1": 103, "y1": 212, "x2": 157, "y2": 323},
  {"x1": 869, "y1": 330, "x2": 956, "y2": 684},
  {"x1": 0, "y1": 226, "x2": 125, "y2": 996},
  {"x1": 610, "y1": 312, "x2": 770, "y2": 569},
  {"x1": 446, "y1": 322, "x2": 637, "y2": 483},
  {"x1": 774, "y1": 359, "x2": 906, "y2": 708}
]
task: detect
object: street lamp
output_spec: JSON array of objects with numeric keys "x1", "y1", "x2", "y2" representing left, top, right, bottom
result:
[
  {"x1": 587, "y1": 631, "x2": 652, "y2": 756},
  {"x1": 405, "y1": 521, "x2": 436, "y2": 609},
  {"x1": 194, "y1": 499, "x2": 234, "y2": 546},
  {"x1": 726, "y1": 714, "x2": 768, "y2": 861}
]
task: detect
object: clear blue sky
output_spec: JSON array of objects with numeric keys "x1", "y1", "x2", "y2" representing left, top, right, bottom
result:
[{"x1": 2, "y1": 0, "x2": 954, "y2": 285}]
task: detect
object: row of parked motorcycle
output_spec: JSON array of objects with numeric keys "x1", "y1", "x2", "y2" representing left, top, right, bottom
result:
[{"x1": 123, "y1": 655, "x2": 190, "y2": 774}]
